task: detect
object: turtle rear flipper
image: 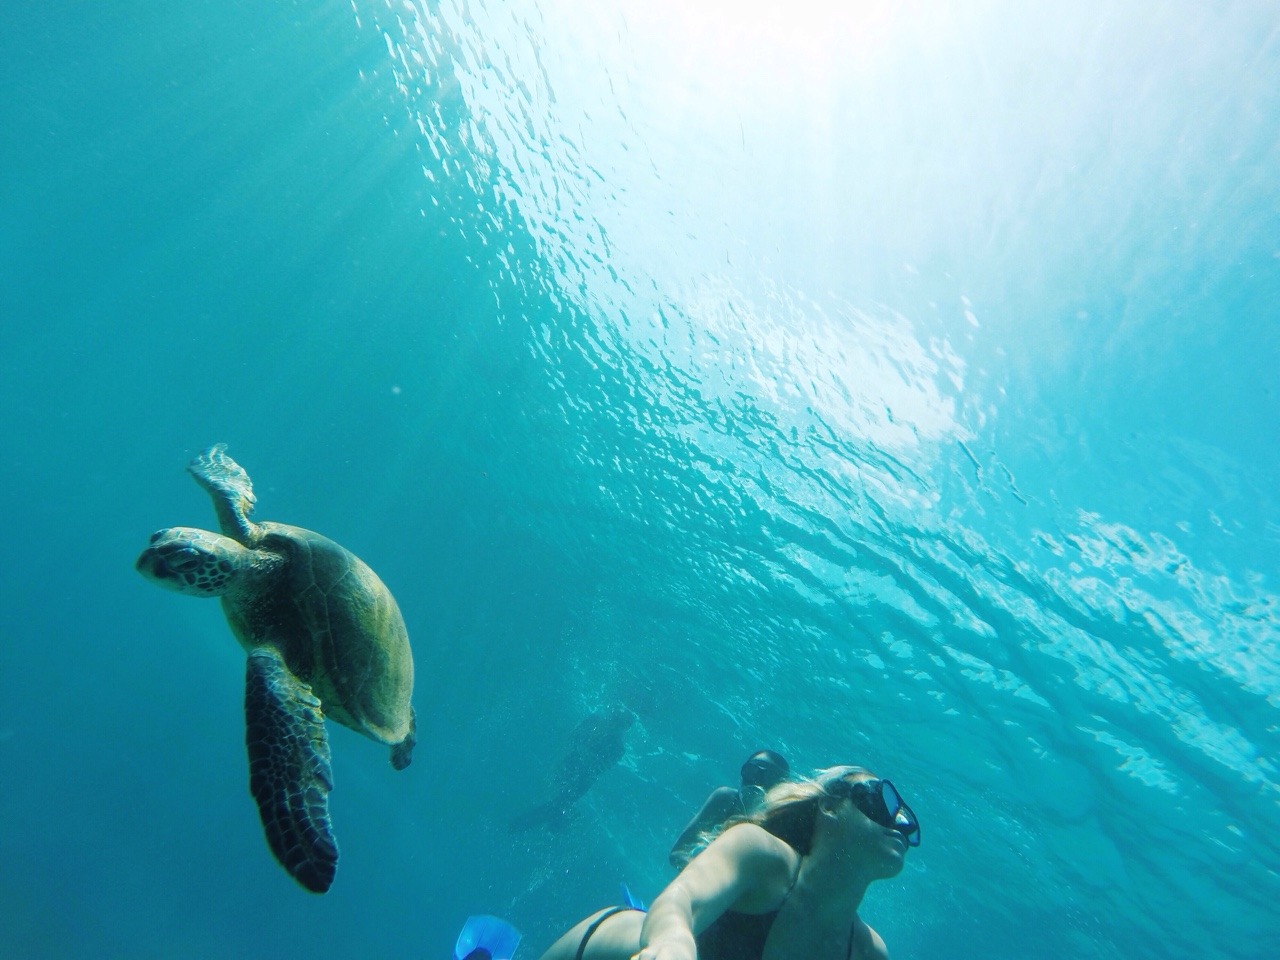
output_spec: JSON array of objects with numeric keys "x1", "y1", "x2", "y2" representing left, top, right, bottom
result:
[
  {"x1": 390, "y1": 708, "x2": 416, "y2": 770},
  {"x1": 189, "y1": 443, "x2": 258, "y2": 543},
  {"x1": 245, "y1": 647, "x2": 338, "y2": 893}
]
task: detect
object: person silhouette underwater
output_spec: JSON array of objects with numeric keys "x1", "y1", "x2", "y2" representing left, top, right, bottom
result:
[
  {"x1": 669, "y1": 750, "x2": 790, "y2": 870},
  {"x1": 510, "y1": 705, "x2": 635, "y2": 832}
]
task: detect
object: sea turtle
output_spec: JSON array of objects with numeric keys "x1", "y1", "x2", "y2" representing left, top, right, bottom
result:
[{"x1": 135, "y1": 443, "x2": 416, "y2": 893}]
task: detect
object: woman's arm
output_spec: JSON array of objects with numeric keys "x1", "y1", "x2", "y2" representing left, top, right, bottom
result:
[{"x1": 634, "y1": 824, "x2": 797, "y2": 960}]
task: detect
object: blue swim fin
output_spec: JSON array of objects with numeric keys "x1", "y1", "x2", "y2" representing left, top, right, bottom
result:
[
  {"x1": 454, "y1": 914, "x2": 522, "y2": 960},
  {"x1": 620, "y1": 883, "x2": 647, "y2": 911}
]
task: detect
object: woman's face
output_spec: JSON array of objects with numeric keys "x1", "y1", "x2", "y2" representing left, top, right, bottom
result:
[{"x1": 829, "y1": 772, "x2": 911, "y2": 878}]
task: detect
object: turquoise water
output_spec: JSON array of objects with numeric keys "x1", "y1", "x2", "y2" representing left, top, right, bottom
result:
[{"x1": 3, "y1": 1, "x2": 1278, "y2": 957}]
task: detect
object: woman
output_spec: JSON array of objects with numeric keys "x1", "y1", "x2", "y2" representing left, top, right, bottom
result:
[
  {"x1": 668, "y1": 749, "x2": 791, "y2": 870},
  {"x1": 539, "y1": 765, "x2": 919, "y2": 960}
]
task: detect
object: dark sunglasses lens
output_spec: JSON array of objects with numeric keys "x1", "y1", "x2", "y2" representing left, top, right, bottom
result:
[
  {"x1": 881, "y1": 780, "x2": 903, "y2": 815},
  {"x1": 843, "y1": 779, "x2": 921, "y2": 847},
  {"x1": 848, "y1": 781, "x2": 889, "y2": 823},
  {"x1": 880, "y1": 781, "x2": 921, "y2": 846},
  {"x1": 743, "y1": 759, "x2": 782, "y2": 785}
]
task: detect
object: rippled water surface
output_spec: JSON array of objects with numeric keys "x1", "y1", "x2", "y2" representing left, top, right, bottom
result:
[{"x1": 3, "y1": 2, "x2": 1278, "y2": 958}]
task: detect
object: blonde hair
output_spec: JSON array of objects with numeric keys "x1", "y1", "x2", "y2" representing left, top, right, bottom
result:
[{"x1": 695, "y1": 765, "x2": 872, "y2": 858}]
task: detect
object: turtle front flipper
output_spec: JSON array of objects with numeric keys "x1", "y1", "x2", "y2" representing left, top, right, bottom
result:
[
  {"x1": 189, "y1": 443, "x2": 258, "y2": 543},
  {"x1": 244, "y1": 646, "x2": 338, "y2": 894}
]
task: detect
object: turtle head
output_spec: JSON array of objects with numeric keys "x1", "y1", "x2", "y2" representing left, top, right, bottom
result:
[{"x1": 136, "y1": 527, "x2": 249, "y2": 597}]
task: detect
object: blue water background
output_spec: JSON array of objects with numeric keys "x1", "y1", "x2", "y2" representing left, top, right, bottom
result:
[{"x1": 2, "y1": 2, "x2": 1278, "y2": 958}]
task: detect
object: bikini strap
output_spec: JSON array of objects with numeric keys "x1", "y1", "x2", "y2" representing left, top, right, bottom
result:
[
  {"x1": 776, "y1": 854, "x2": 802, "y2": 908},
  {"x1": 575, "y1": 906, "x2": 635, "y2": 960}
]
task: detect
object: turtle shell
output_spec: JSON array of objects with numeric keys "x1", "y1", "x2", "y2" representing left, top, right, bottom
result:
[{"x1": 222, "y1": 521, "x2": 414, "y2": 747}]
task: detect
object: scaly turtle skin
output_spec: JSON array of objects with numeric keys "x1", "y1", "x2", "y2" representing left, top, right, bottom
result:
[{"x1": 136, "y1": 443, "x2": 416, "y2": 893}]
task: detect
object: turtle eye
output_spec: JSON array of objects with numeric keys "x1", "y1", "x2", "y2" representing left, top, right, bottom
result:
[{"x1": 149, "y1": 531, "x2": 164, "y2": 544}]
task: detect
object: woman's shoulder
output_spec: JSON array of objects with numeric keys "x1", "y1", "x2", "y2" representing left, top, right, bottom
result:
[
  {"x1": 697, "y1": 822, "x2": 799, "y2": 913},
  {"x1": 711, "y1": 822, "x2": 799, "y2": 873},
  {"x1": 716, "y1": 820, "x2": 782, "y2": 846}
]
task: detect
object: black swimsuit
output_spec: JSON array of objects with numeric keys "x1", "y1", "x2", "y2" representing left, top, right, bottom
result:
[
  {"x1": 574, "y1": 867, "x2": 856, "y2": 960},
  {"x1": 573, "y1": 905, "x2": 783, "y2": 960},
  {"x1": 698, "y1": 907, "x2": 858, "y2": 960},
  {"x1": 695, "y1": 906, "x2": 787, "y2": 960}
]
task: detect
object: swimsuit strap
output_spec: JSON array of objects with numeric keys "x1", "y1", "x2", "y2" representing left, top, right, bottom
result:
[
  {"x1": 575, "y1": 906, "x2": 637, "y2": 960},
  {"x1": 782, "y1": 861, "x2": 801, "y2": 900},
  {"x1": 844, "y1": 921, "x2": 858, "y2": 960}
]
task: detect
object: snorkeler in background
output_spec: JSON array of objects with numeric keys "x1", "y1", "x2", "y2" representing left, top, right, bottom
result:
[
  {"x1": 539, "y1": 765, "x2": 919, "y2": 960},
  {"x1": 668, "y1": 749, "x2": 791, "y2": 870}
]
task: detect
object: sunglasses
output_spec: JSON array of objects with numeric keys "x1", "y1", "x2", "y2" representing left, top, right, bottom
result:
[
  {"x1": 831, "y1": 777, "x2": 921, "y2": 847},
  {"x1": 741, "y1": 757, "x2": 786, "y2": 786}
]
